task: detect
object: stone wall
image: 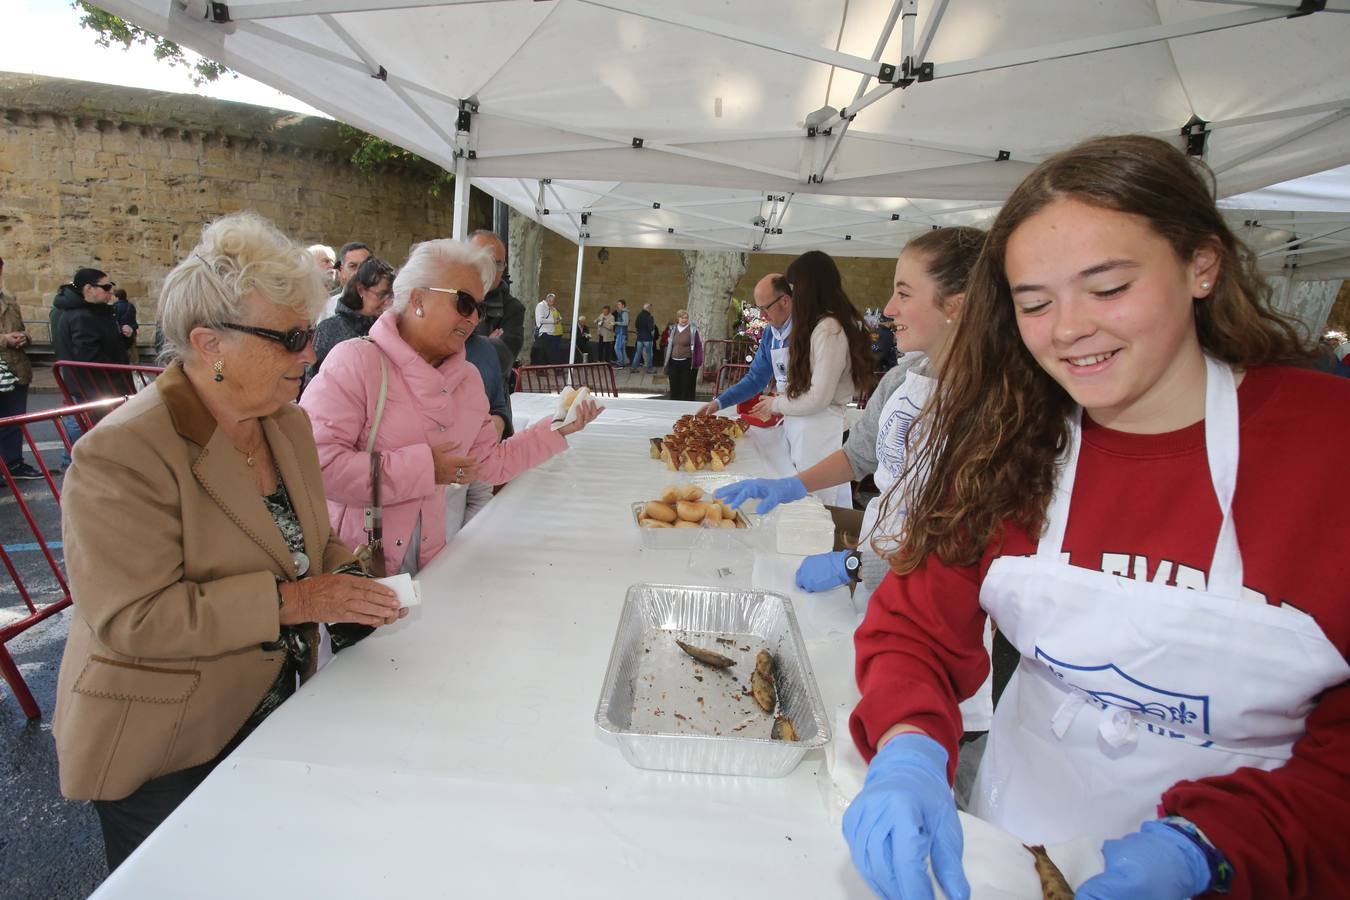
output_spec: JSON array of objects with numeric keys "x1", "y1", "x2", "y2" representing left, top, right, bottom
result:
[{"x1": 0, "y1": 74, "x2": 476, "y2": 346}]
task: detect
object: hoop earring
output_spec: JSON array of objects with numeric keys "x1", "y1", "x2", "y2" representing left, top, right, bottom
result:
[{"x1": 213, "y1": 359, "x2": 224, "y2": 383}]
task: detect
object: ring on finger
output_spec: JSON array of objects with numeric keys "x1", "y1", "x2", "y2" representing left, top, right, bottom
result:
[{"x1": 455, "y1": 466, "x2": 465, "y2": 482}]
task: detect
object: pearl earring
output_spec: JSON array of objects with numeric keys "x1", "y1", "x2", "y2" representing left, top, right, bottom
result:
[
  {"x1": 1200, "y1": 281, "x2": 1211, "y2": 290},
  {"x1": 414, "y1": 306, "x2": 425, "y2": 318},
  {"x1": 213, "y1": 359, "x2": 224, "y2": 383}
]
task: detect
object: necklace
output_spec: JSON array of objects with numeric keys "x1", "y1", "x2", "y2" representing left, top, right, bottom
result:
[{"x1": 233, "y1": 432, "x2": 267, "y2": 467}]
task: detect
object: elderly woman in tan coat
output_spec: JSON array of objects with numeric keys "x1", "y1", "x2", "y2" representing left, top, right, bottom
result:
[{"x1": 53, "y1": 212, "x2": 403, "y2": 873}]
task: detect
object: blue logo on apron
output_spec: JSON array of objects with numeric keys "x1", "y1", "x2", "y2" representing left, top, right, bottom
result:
[{"x1": 1034, "y1": 647, "x2": 1214, "y2": 747}]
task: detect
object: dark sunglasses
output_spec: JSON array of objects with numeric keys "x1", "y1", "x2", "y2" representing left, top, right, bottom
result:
[
  {"x1": 95, "y1": 282, "x2": 116, "y2": 291},
  {"x1": 221, "y1": 322, "x2": 316, "y2": 353},
  {"x1": 422, "y1": 286, "x2": 485, "y2": 319}
]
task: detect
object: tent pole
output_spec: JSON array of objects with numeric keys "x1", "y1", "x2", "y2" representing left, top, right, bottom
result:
[
  {"x1": 452, "y1": 155, "x2": 469, "y2": 239},
  {"x1": 569, "y1": 237, "x2": 586, "y2": 380}
]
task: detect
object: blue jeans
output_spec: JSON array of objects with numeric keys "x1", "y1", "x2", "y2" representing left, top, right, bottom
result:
[
  {"x1": 59, "y1": 413, "x2": 84, "y2": 467},
  {"x1": 633, "y1": 340, "x2": 654, "y2": 370},
  {"x1": 614, "y1": 327, "x2": 628, "y2": 366}
]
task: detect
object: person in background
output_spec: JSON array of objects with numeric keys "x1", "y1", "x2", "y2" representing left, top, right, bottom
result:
[
  {"x1": 663, "y1": 309, "x2": 703, "y2": 401},
  {"x1": 870, "y1": 312, "x2": 897, "y2": 372},
  {"x1": 302, "y1": 239, "x2": 602, "y2": 577},
  {"x1": 594, "y1": 305, "x2": 615, "y2": 363},
  {"x1": 53, "y1": 211, "x2": 402, "y2": 873},
  {"x1": 111, "y1": 288, "x2": 139, "y2": 363},
  {"x1": 0, "y1": 255, "x2": 44, "y2": 479},
  {"x1": 634, "y1": 302, "x2": 657, "y2": 373},
  {"x1": 318, "y1": 242, "x2": 373, "y2": 321},
  {"x1": 468, "y1": 230, "x2": 526, "y2": 365},
  {"x1": 573, "y1": 315, "x2": 592, "y2": 364},
  {"x1": 307, "y1": 244, "x2": 337, "y2": 291},
  {"x1": 842, "y1": 134, "x2": 1350, "y2": 900},
  {"x1": 310, "y1": 256, "x2": 395, "y2": 378},
  {"x1": 534, "y1": 292, "x2": 563, "y2": 364},
  {"x1": 613, "y1": 299, "x2": 630, "y2": 368},
  {"x1": 52, "y1": 267, "x2": 131, "y2": 458}
]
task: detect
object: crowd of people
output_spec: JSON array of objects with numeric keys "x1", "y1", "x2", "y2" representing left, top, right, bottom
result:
[{"x1": 7, "y1": 132, "x2": 1348, "y2": 899}]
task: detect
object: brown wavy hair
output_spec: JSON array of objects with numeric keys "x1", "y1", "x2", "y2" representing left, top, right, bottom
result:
[
  {"x1": 889, "y1": 134, "x2": 1313, "y2": 573},
  {"x1": 783, "y1": 250, "x2": 875, "y2": 398}
]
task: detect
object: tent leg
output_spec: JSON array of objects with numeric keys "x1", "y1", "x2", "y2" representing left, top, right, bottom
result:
[
  {"x1": 569, "y1": 238, "x2": 585, "y2": 382},
  {"x1": 452, "y1": 155, "x2": 469, "y2": 239}
]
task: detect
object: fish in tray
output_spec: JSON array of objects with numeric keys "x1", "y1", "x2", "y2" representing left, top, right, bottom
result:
[
  {"x1": 771, "y1": 715, "x2": 798, "y2": 742},
  {"x1": 675, "y1": 640, "x2": 736, "y2": 669}
]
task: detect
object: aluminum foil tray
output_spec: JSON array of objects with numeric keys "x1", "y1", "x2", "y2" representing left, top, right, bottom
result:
[
  {"x1": 630, "y1": 501, "x2": 759, "y2": 551},
  {"x1": 595, "y1": 583, "x2": 830, "y2": 777}
]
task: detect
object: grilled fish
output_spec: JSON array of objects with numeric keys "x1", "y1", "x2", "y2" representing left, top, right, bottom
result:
[
  {"x1": 1024, "y1": 845, "x2": 1073, "y2": 900},
  {"x1": 750, "y1": 670, "x2": 777, "y2": 712},
  {"x1": 754, "y1": 649, "x2": 775, "y2": 680},
  {"x1": 771, "y1": 715, "x2": 798, "y2": 741},
  {"x1": 675, "y1": 640, "x2": 735, "y2": 669}
]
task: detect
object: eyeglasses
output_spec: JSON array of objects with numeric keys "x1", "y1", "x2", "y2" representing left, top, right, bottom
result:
[
  {"x1": 421, "y1": 286, "x2": 485, "y2": 319},
  {"x1": 221, "y1": 322, "x2": 317, "y2": 353},
  {"x1": 95, "y1": 282, "x2": 116, "y2": 291},
  {"x1": 755, "y1": 294, "x2": 788, "y2": 314}
]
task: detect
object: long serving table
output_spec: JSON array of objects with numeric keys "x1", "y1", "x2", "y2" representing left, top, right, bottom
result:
[{"x1": 92, "y1": 397, "x2": 874, "y2": 898}]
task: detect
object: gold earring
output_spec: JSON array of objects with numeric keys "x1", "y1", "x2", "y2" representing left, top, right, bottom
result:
[{"x1": 213, "y1": 359, "x2": 224, "y2": 382}]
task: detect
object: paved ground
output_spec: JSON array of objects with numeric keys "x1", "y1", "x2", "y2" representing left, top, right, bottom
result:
[
  {"x1": 0, "y1": 362, "x2": 708, "y2": 899},
  {"x1": 2, "y1": 389, "x2": 106, "y2": 900}
]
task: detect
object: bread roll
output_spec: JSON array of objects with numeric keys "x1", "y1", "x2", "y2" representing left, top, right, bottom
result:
[
  {"x1": 644, "y1": 501, "x2": 678, "y2": 523},
  {"x1": 675, "y1": 500, "x2": 706, "y2": 522},
  {"x1": 640, "y1": 518, "x2": 673, "y2": 529},
  {"x1": 677, "y1": 485, "x2": 703, "y2": 501},
  {"x1": 673, "y1": 519, "x2": 700, "y2": 529},
  {"x1": 704, "y1": 502, "x2": 723, "y2": 523},
  {"x1": 660, "y1": 487, "x2": 680, "y2": 504}
]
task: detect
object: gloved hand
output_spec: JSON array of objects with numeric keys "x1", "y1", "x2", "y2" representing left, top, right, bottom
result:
[
  {"x1": 1076, "y1": 820, "x2": 1212, "y2": 900},
  {"x1": 714, "y1": 476, "x2": 807, "y2": 513},
  {"x1": 842, "y1": 733, "x2": 969, "y2": 900},
  {"x1": 795, "y1": 550, "x2": 851, "y2": 592}
]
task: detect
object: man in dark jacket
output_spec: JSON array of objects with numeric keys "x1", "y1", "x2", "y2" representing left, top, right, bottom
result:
[
  {"x1": 633, "y1": 303, "x2": 657, "y2": 373},
  {"x1": 52, "y1": 267, "x2": 128, "y2": 462},
  {"x1": 469, "y1": 230, "x2": 526, "y2": 364}
]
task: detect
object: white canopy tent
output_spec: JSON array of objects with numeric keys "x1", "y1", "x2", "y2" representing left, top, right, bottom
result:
[{"x1": 101, "y1": 0, "x2": 1350, "y2": 328}]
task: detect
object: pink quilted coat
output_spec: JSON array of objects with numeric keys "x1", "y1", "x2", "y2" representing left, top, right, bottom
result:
[{"x1": 301, "y1": 311, "x2": 566, "y2": 574}]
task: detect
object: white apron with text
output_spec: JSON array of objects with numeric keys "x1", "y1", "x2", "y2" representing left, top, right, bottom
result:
[
  {"x1": 971, "y1": 356, "x2": 1349, "y2": 845},
  {"x1": 771, "y1": 329, "x2": 849, "y2": 507}
]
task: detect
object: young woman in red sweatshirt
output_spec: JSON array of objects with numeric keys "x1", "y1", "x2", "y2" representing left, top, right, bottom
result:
[{"x1": 844, "y1": 135, "x2": 1350, "y2": 900}]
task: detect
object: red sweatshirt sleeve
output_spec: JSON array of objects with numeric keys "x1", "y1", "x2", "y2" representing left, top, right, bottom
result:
[
  {"x1": 1162, "y1": 678, "x2": 1350, "y2": 899},
  {"x1": 850, "y1": 556, "x2": 990, "y2": 782}
]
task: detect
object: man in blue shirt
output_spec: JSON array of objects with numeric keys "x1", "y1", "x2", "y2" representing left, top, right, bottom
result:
[
  {"x1": 698, "y1": 273, "x2": 792, "y2": 415},
  {"x1": 613, "y1": 299, "x2": 630, "y2": 368}
]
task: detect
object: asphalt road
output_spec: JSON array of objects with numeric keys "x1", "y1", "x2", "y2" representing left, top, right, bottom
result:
[{"x1": 2, "y1": 391, "x2": 107, "y2": 899}]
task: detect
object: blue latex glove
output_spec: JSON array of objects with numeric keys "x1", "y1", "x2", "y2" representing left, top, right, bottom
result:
[
  {"x1": 842, "y1": 733, "x2": 969, "y2": 900},
  {"x1": 1076, "y1": 820, "x2": 1211, "y2": 900},
  {"x1": 795, "y1": 550, "x2": 851, "y2": 592},
  {"x1": 713, "y1": 476, "x2": 807, "y2": 514}
]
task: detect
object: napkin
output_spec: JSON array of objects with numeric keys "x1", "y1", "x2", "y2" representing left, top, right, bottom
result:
[
  {"x1": 551, "y1": 385, "x2": 593, "y2": 431},
  {"x1": 375, "y1": 573, "x2": 422, "y2": 608}
]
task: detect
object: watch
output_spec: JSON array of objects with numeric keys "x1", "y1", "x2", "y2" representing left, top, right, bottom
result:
[{"x1": 843, "y1": 549, "x2": 862, "y2": 582}]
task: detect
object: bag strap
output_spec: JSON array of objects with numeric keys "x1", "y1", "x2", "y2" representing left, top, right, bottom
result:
[{"x1": 362, "y1": 341, "x2": 390, "y2": 568}]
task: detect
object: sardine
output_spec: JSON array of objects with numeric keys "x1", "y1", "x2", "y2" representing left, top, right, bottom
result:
[
  {"x1": 1024, "y1": 845, "x2": 1073, "y2": 900},
  {"x1": 771, "y1": 714, "x2": 798, "y2": 741},
  {"x1": 754, "y1": 649, "x2": 775, "y2": 680},
  {"x1": 750, "y1": 670, "x2": 776, "y2": 712},
  {"x1": 675, "y1": 640, "x2": 735, "y2": 669}
]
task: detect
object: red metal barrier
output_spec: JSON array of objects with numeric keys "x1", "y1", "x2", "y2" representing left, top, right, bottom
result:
[
  {"x1": 514, "y1": 362, "x2": 620, "y2": 398},
  {"x1": 52, "y1": 361, "x2": 164, "y2": 407},
  {"x1": 714, "y1": 363, "x2": 751, "y2": 397},
  {"x1": 0, "y1": 397, "x2": 127, "y2": 718}
]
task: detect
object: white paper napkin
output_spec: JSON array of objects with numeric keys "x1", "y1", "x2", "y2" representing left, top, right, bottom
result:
[
  {"x1": 375, "y1": 573, "x2": 422, "y2": 608},
  {"x1": 551, "y1": 385, "x2": 593, "y2": 431}
]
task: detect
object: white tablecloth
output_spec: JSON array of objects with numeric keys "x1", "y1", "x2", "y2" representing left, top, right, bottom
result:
[{"x1": 94, "y1": 397, "x2": 877, "y2": 899}]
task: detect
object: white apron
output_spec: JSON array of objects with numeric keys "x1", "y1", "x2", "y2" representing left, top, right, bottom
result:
[
  {"x1": 771, "y1": 326, "x2": 850, "y2": 507},
  {"x1": 856, "y1": 365, "x2": 994, "y2": 731},
  {"x1": 971, "y1": 356, "x2": 1350, "y2": 846}
]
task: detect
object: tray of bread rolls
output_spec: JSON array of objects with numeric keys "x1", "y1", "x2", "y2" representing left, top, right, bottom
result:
[{"x1": 632, "y1": 483, "x2": 759, "y2": 550}]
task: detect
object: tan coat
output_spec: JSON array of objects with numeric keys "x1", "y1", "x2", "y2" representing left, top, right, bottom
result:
[
  {"x1": 53, "y1": 362, "x2": 354, "y2": 801},
  {"x1": 0, "y1": 290, "x2": 32, "y2": 385}
]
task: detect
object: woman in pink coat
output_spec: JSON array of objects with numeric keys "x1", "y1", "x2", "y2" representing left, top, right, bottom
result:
[{"x1": 301, "y1": 239, "x2": 601, "y2": 575}]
